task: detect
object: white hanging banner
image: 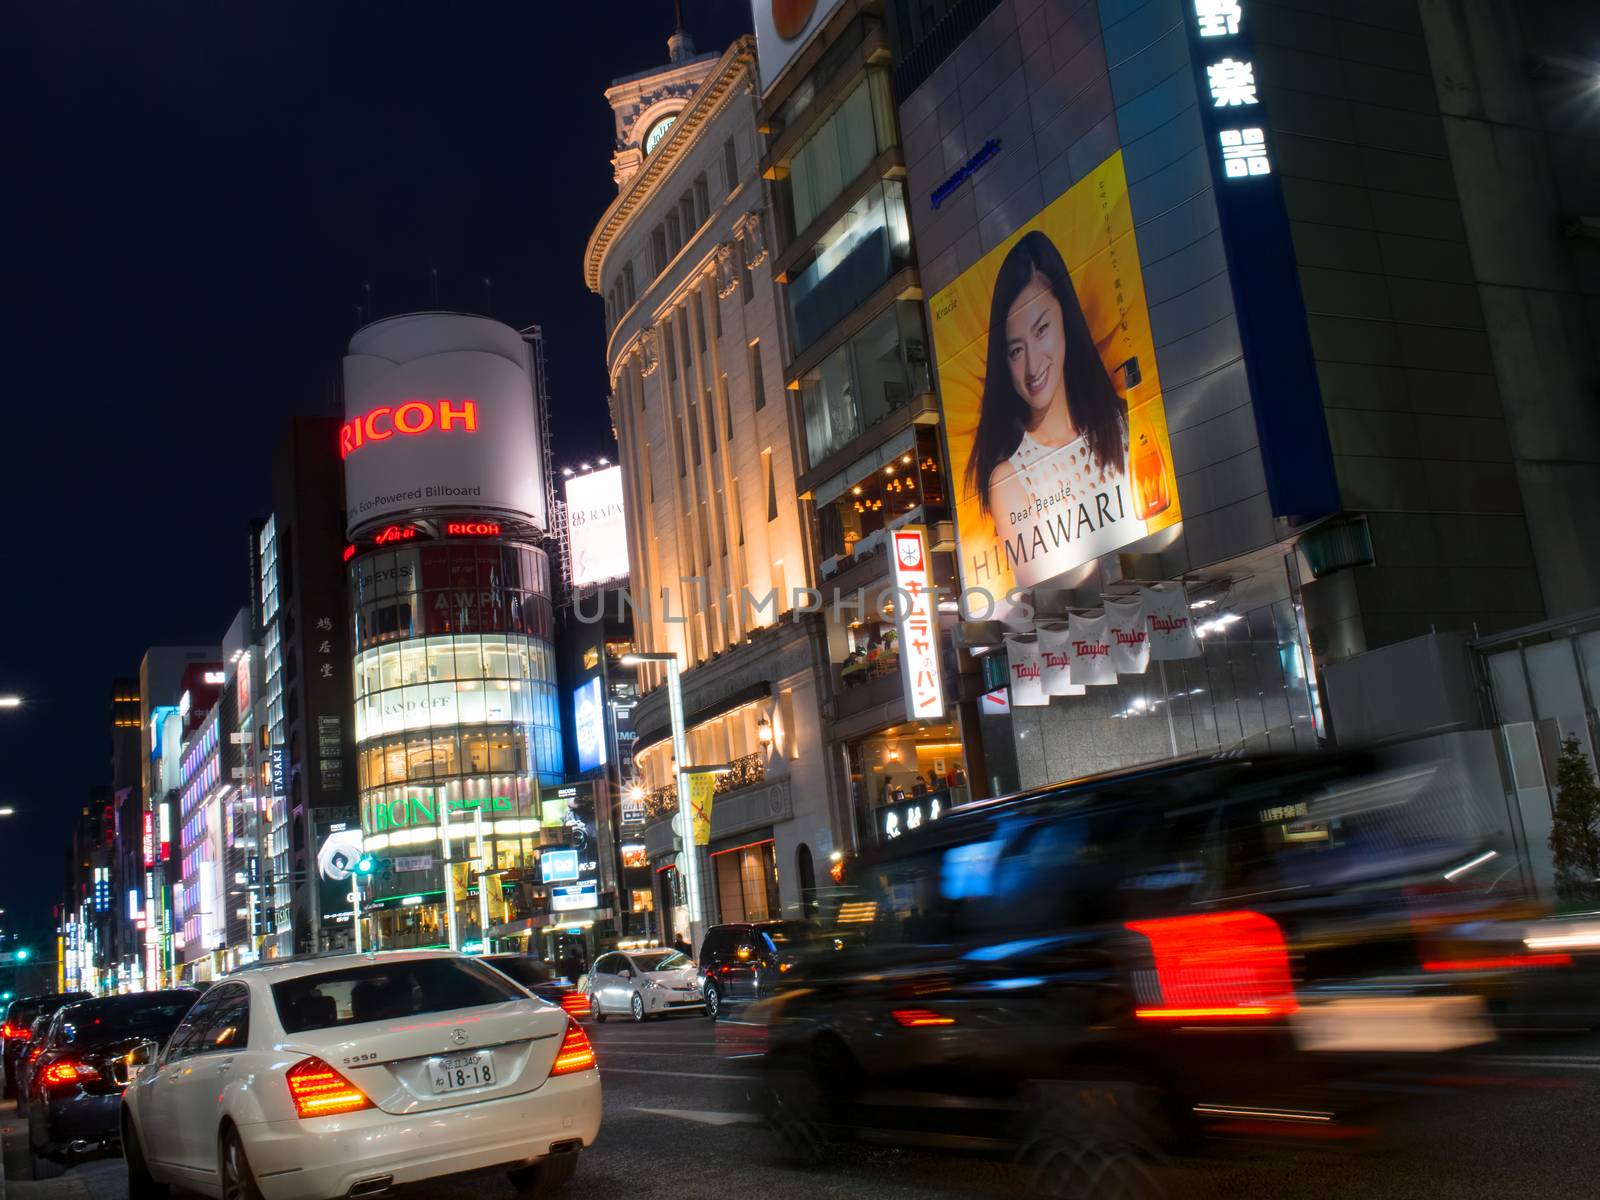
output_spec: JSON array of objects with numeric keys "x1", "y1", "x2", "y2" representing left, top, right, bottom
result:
[
  {"x1": 1037, "y1": 622, "x2": 1086, "y2": 696},
  {"x1": 889, "y1": 526, "x2": 946, "y2": 719},
  {"x1": 1068, "y1": 610, "x2": 1117, "y2": 686},
  {"x1": 1140, "y1": 582, "x2": 1201, "y2": 660},
  {"x1": 1103, "y1": 594, "x2": 1150, "y2": 675},
  {"x1": 1003, "y1": 634, "x2": 1049, "y2": 706}
]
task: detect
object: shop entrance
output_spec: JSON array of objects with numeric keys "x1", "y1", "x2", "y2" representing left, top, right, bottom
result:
[{"x1": 847, "y1": 718, "x2": 970, "y2": 845}]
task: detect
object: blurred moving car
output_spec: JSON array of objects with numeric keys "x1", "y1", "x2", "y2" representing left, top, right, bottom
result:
[
  {"x1": 585, "y1": 949, "x2": 702, "y2": 1022},
  {"x1": 120, "y1": 950, "x2": 600, "y2": 1200},
  {"x1": 697, "y1": 923, "x2": 802, "y2": 1020},
  {"x1": 3, "y1": 993, "x2": 90, "y2": 1099},
  {"x1": 24, "y1": 990, "x2": 199, "y2": 1179},
  {"x1": 757, "y1": 751, "x2": 1525, "y2": 1187},
  {"x1": 483, "y1": 953, "x2": 592, "y2": 1019}
]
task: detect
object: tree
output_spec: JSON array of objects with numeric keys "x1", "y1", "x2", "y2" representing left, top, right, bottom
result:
[{"x1": 1549, "y1": 735, "x2": 1600, "y2": 910}]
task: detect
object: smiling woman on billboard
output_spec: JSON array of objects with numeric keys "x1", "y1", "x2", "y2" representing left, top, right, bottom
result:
[{"x1": 930, "y1": 151, "x2": 1181, "y2": 596}]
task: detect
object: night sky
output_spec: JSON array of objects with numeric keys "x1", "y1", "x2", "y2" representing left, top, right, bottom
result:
[{"x1": 0, "y1": 1, "x2": 754, "y2": 946}]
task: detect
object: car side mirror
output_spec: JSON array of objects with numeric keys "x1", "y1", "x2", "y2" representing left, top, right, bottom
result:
[
  {"x1": 117, "y1": 1039, "x2": 160, "y2": 1086},
  {"x1": 619, "y1": 968, "x2": 634, "y2": 979}
]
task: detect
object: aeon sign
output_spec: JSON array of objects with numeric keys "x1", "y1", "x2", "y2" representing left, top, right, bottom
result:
[{"x1": 339, "y1": 399, "x2": 478, "y2": 459}]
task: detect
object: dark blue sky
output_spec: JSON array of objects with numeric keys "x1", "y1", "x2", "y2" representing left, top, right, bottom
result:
[{"x1": 0, "y1": 0, "x2": 753, "y2": 942}]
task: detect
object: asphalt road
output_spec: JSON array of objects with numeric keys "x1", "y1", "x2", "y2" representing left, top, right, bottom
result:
[{"x1": 5, "y1": 1014, "x2": 1600, "y2": 1199}]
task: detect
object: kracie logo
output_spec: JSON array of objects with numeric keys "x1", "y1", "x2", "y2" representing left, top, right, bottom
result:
[{"x1": 340, "y1": 398, "x2": 478, "y2": 459}]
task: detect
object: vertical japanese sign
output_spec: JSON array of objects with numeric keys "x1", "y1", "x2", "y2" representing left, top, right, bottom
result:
[
  {"x1": 687, "y1": 772, "x2": 716, "y2": 847},
  {"x1": 889, "y1": 526, "x2": 945, "y2": 719}
]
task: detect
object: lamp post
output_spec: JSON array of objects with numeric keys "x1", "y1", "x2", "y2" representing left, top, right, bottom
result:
[
  {"x1": 473, "y1": 806, "x2": 491, "y2": 952},
  {"x1": 0, "y1": 697, "x2": 21, "y2": 709},
  {"x1": 621, "y1": 652, "x2": 706, "y2": 950}
]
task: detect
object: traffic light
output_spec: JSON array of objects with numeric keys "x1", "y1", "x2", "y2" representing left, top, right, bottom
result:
[
  {"x1": 1, "y1": 991, "x2": 12, "y2": 1002},
  {"x1": 15, "y1": 948, "x2": 31, "y2": 962},
  {"x1": 355, "y1": 855, "x2": 376, "y2": 876}
]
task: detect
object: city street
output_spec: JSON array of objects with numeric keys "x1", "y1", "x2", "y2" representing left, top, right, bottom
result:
[{"x1": 4, "y1": 1015, "x2": 1600, "y2": 1199}]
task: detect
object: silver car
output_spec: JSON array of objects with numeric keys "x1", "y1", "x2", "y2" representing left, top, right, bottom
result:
[{"x1": 585, "y1": 949, "x2": 704, "y2": 1021}]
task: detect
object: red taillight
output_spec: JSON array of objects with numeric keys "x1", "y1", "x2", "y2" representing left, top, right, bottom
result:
[
  {"x1": 1126, "y1": 910, "x2": 1298, "y2": 1021},
  {"x1": 559, "y1": 991, "x2": 591, "y2": 1018},
  {"x1": 891, "y1": 1008, "x2": 955, "y2": 1028},
  {"x1": 3, "y1": 1024, "x2": 31, "y2": 1041},
  {"x1": 286, "y1": 1056, "x2": 373, "y2": 1119},
  {"x1": 1423, "y1": 953, "x2": 1572, "y2": 972},
  {"x1": 40, "y1": 1060, "x2": 98, "y2": 1087},
  {"x1": 26, "y1": 1045, "x2": 45, "y2": 1064},
  {"x1": 550, "y1": 1018, "x2": 596, "y2": 1075}
]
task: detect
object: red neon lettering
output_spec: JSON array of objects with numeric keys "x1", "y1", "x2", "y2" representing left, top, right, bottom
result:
[
  {"x1": 363, "y1": 406, "x2": 394, "y2": 442},
  {"x1": 439, "y1": 399, "x2": 477, "y2": 431},
  {"x1": 342, "y1": 544, "x2": 357, "y2": 562},
  {"x1": 342, "y1": 399, "x2": 479, "y2": 457},
  {"x1": 447, "y1": 521, "x2": 501, "y2": 537},
  {"x1": 393, "y1": 401, "x2": 435, "y2": 435}
]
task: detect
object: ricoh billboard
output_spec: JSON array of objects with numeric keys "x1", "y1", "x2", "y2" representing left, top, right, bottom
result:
[
  {"x1": 342, "y1": 313, "x2": 548, "y2": 537},
  {"x1": 563, "y1": 465, "x2": 628, "y2": 588}
]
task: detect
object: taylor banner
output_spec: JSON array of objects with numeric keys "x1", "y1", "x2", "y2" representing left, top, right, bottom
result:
[
  {"x1": 687, "y1": 772, "x2": 716, "y2": 847},
  {"x1": 929, "y1": 149, "x2": 1182, "y2": 595}
]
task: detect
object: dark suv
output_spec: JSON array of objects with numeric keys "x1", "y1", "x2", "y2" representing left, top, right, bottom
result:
[
  {"x1": 3, "y1": 994, "x2": 90, "y2": 1099},
  {"x1": 698, "y1": 922, "x2": 803, "y2": 1020},
  {"x1": 756, "y1": 750, "x2": 1529, "y2": 1180}
]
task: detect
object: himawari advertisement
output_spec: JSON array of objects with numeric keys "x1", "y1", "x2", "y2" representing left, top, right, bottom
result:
[{"x1": 929, "y1": 150, "x2": 1181, "y2": 597}]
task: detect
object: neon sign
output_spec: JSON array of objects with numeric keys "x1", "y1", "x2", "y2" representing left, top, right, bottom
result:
[
  {"x1": 446, "y1": 521, "x2": 502, "y2": 537},
  {"x1": 342, "y1": 544, "x2": 357, "y2": 562},
  {"x1": 339, "y1": 398, "x2": 478, "y2": 459},
  {"x1": 889, "y1": 526, "x2": 945, "y2": 720},
  {"x1": 373, "y1": 524, "x2": 418, "y2": 545}
]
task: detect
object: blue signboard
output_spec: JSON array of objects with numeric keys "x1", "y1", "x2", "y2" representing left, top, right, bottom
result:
[{"x1": 573, "y1": 676, "x2": 607, "y2": 774}]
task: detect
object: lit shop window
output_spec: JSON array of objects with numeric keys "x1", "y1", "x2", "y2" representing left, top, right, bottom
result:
[
  {"x1": 1206, "y1": 58, "x2": 1258, "y2": 107},
  {"x1": 1219, "y1": 128, "x2": 1271, "y2": 177},
  {"x1": 1194, "y1": 0, "x2": 1241, "y2": 37}
]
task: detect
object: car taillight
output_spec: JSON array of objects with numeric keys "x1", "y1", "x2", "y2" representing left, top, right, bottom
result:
[
  {"x1": 26, "y1": 1045, "x2": 46, "y2": 1064},
  {"x1": 559, "y1": 991, "x2": 591, "y2": 1018},
  {"x1": 1126, "y1": 910, "x2": 1298, "y2": 1021},
  {"x1": 4, "y1": 1023, "x2": 31, "y2": 1041},
  {"x1": 891, "y1": 1008, "x2": 955, "y2": 1027},
  {"x1": 40, "y1": 1059, "x2": 99, "y2": 1088},
  {"x1": 550, "y1": 1018, "x2": 596, "y2": 1075},
  {"x1": 286, "y1": 1056, "x2": 373, "y2": 1119}
]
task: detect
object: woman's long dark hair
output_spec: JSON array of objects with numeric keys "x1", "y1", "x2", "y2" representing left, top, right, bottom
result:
[{"x1": 966, "y1": 230, "x2": 1127, "y2": 516}]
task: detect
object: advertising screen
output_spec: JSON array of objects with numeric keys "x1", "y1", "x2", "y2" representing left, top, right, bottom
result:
[
  {"x1": 752, "y1": 0, "x2": 846, "y2": 94},
  {"x1": 342, "y1": 314, "x2": 547, "y2": 537},
  {"x1": 564, "y1": 466, "x2": 629, "y2": 588},
  {"x1": 929, "y1": 150, "x2": 1181, "y2": 597},
  {"x1": 540, "y1": 848, "x2": 579, "y2": 883},
  {"x1": 549, "y1": 879, "x2": 598, "y2": 913},
  {"x1": 573, "y1": 676, "x2": 607, "y2": 774}
]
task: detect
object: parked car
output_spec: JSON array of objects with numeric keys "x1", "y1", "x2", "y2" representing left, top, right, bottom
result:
[
  {"x1": 697, "y1": 923, "x2": 802, "y2": 1020},
  {"x1": 25, "y1": 990, "x2": 199, "y2": 1179},
  {"x1": 584, "y1": 949, "x2": 703, "y2": 1022},
  {"x1": 120, "y1": 950, "x2": 599, "y2": 1200},
  {"x1": 755, "y1": 750, "x2": 1525, "y2": 1186},
  {"x1": 483, "y1": 953, "x2": 591, "y2": 1018},
  {"x1": 3, "y1": 993, "x2": 90, "y2": 1098},
  {"x1": 16, "y1": 1011, "x2": 64, "y2": 1119}
]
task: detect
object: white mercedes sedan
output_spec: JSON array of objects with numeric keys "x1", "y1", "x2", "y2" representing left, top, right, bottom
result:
[{"x1": 120, "y1": 950, "x2": 600, "y2": 1200}]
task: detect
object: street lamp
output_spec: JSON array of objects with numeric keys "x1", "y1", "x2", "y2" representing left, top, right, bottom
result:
[
  {"x1": 0, "y1": 696, "x2": 21, "y2": 709},
  {"x1": 0, "y1": 808, "x2": 14, "y2": 817},
  {"x1": 620, "y1": 651, "x2": 706, "y2": 949}
]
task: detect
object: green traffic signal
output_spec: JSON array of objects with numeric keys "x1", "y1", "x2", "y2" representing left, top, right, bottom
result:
[
  {"x1": 0, "y1": 991, "x2": 12, "y2": 1001},
  {"x1": 355, "y1": 855, "x2": 376, "y2": 875},
  {"x1": 15, "y1": 948, "x2": 30, "y2": 962}
]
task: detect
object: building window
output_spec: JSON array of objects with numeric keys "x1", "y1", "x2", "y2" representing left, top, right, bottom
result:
[
  {"x1": 719, "y1": 374, "x2": 733, "y2": 440},
  {"x1": 723, "y1": 136, "x2": 738, "y2": 197},
  {"x1": 799, "y1": 301, "x2": 931, "y2": 468},
  {"x1": 652, "y1": 226, "x2": 668, "y2": 276},
  {"x1": 764, "y1": 449, "x2": 778, "y2": 523},
  {"x1": 787, "y1": 72, "x2": 897, "y2": 235},
  {"x1": 676, "y1": 416, "x2": 688, "y2": 478},
  {"x1": 699, "y1": 503, "x2": 712, "y2": 568},
  {"x1": 688, "y1": 401, "x2": 702, "y2": 467},
  {"x1": 643, "y1": 448, "x2": 654, "y2": 502},
  {"x1": 623, "y1": 263, "x2": 636, "y2": 308},
  {"x1": 715, "y1": 490, "x2": 728, "y2": 557},
  {"x1": 788, "y1": 180, "x2": 913, "y2": 354},
  {"x1": 711, "y1": 277, "x2": 723, "y2": 339},
  {"x1": 695, "y1": 173, "x2": 710, "y2": 224},
  {"x1": 737, "y1": 237, "x2": 753, "y2": 305},
  {"x1": 681, "y1": 194, "x2": 697, "y2": 240},
  {"x1": 748, "y1": 340, "x2": 766, "y2": 411},
  {"x1": 679, "y1": 313, "x2": 695, "y2": 387},
  {"x1": 666, "y1": 211, "x2": 682, "y2": 256},
  {"x1": 693, "y1": 294, "x2": 708, "y2": 354}
]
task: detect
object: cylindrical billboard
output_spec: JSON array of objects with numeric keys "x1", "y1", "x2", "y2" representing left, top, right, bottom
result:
[{"x1": 342, "y1": 313, "x2": 548, "y2": 537}]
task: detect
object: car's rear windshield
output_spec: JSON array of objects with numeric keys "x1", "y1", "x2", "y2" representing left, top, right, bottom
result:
[
  {"x1": 55, "y1": 993, "x2": 198, "y2": 1049},
  {"x1": 272, "y1": 958, "x2": 527, "y2": 1033},
  {"x1": 6, "y1": 1004, "x2": 38, "y2": 1027}
]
